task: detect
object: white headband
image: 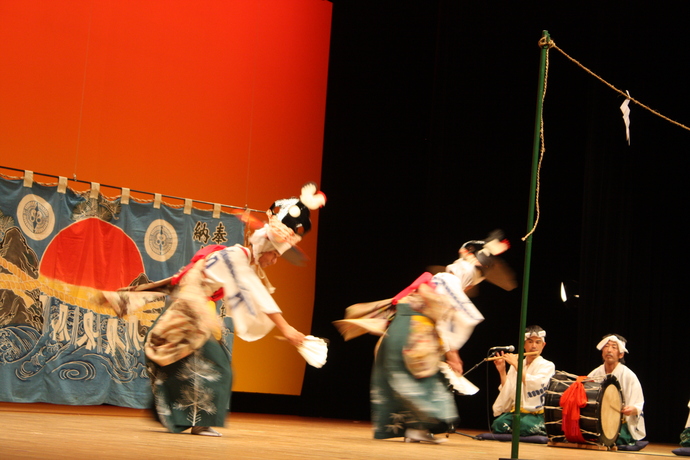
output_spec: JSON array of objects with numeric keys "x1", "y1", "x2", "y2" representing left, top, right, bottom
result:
[
  {"x1": 525, "y1": 330, "x2": 546, "y2": 340},
  {"x1": 596, "y1": 335, "x2": 628, "y2": 354}
]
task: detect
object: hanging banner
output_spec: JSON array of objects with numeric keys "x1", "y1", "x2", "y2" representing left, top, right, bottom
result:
[{"x1": 0, "y1": 175, "x2": 243, "y2": 408}]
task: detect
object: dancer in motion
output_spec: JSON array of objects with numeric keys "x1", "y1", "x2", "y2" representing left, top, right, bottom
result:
[
  {"x1": 100, "y1": 183, "x2": 326, "y2": 436},
  {"x1": 335, "y1": 230, "x2": 515, "y2": 443}
]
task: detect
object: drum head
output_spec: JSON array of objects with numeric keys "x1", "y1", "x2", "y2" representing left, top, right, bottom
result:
[{"x1": 597, "y1": 376, "x2": 623, "y2": 446}]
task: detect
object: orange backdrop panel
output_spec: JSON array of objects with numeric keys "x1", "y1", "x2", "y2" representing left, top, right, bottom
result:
[{"x1": 0, "y1": 0, "x2": 332, "y2": 395}]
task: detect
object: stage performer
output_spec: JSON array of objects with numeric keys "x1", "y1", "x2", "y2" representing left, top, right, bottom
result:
[
  {"x1": 587, "y1": 333, "x2": 646, "y2": 445},
  {"x1": 99, "y1": 183, "x2": 326, "y2": 437},
  {"x1": 491, "y1": 325, "x2": 555, "y2": 436},
  {"x1": 334, "y1": 231, "x2": 516, "y2": 444}
]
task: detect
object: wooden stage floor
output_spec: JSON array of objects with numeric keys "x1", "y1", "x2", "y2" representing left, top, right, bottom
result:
[{"x1": 0, "y1": 403, "x2": 680, "y2": 459}]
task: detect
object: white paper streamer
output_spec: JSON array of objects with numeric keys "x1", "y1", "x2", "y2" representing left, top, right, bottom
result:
[{"x1": 620, "y1": 90, "x2": 631, "y2": 145}]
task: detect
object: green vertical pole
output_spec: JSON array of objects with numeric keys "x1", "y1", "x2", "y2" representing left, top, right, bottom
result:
[{"x1": 507, "y1": 30, "x2": 550, "y2": 460}]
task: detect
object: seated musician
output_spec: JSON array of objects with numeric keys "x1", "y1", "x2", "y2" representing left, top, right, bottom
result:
[
  {"x1": 587, "y1": 334, "x2": 646, "y2": 445},
  {"x1": 491, "y1": 325, "x2": 555, "y2": 436}
]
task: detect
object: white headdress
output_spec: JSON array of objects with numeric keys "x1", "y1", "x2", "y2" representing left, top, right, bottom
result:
[
  {"x1": 249, "y1": 182, "x2": 326, "y2": 263},
  {"x1": 596, "y1": 335, "x2": 628, "y2": 354},
  {"x1": 268, "y1": 182, "x2": 326, "y2": 238},
  {"x1": 525, "y1": 329, "x2": 546, "y2": 340},
  {"x1": 450, "y1": 229, "x2": 517, "y2": 292}
]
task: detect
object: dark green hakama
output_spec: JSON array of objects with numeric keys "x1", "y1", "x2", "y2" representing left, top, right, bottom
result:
[
  {"x1": 680, "y1": 427, "x2": 690, "y2": 447},
  {"x1": 371, "y1": 303, "x2": 459, "y2": 439},
  {"x1": 147, "y1": 317, "x2": 234, "y2": 433},
  {"x1": 491, "y1": 412, "x2": 547, "y2": 436}
]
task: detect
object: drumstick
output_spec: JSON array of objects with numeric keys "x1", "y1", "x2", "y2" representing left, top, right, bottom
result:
[{"x1": 485, "y1": 351, "x2": 539, "y2": 361}]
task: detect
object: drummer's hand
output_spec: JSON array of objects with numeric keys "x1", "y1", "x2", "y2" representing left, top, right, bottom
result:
[{"x1": 621, "y1": 405, "x2": 637, "y2": 416}]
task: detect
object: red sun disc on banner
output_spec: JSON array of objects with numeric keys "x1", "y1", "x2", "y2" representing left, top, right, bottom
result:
[{"x1": 40, "y1": 217, "x2": 144, "y2": 291}]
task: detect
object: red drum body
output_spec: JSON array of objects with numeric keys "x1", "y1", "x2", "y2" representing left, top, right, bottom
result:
[{"x1": 544, "y1": 371, "x2": 623, "y2": 447}]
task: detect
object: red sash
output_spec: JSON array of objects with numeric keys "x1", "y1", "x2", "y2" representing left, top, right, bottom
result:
[
  {"x1": 560, "y1": 375, "x2": 589, "y2": 444},
  {"x1": 171, "y1": 244, "x2": 227, "y2": 300}
]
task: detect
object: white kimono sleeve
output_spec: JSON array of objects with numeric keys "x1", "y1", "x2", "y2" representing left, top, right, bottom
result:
[
  {"x1": 521, "y1": 357, "x2": 555, "y2": 412},
  {"x1": 431, "y1": 273, "x2": 485, "y2": 351},
  {"x1": 491, "y1": 357, "x2": 554, "y2": 416},
  {"x1": 493, "y1": 368, "x2": 517, "y2": 416},
  {"x1": 203, "y1": 246, "x2": 281, "y2": 342},
  {"x1": 615, "y1": 364, "x2": 646, "y2": 440}
]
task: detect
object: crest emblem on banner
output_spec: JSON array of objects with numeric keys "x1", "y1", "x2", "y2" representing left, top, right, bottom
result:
[{"x1": 17, "y1": 194, "x2": 55, "y2": 241}]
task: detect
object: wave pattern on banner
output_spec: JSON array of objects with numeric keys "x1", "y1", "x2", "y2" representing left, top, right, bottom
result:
[{"x1": 0, "y1": 175, "x2": 243, "y2": 408}]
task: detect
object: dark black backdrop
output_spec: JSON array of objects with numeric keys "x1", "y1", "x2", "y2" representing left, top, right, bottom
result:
[{"x1": 233, "y1": 1, "x2": 690, "y2": 444}]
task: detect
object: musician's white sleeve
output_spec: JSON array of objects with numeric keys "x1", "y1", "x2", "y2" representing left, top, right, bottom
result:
[
  {"x1": 492, "y1": 356, "x2": 554, "y2": 416},
  {"x1": 203, "y1": 246, "x2": 281, "y2": 342},
  {"x1": 522, "y1": 356, "x2": 555, "y2": 412},
  {"x1": 493, "y1": 372, "x2": 515, "y2": 416},
  {"x1": 616, "y1": 366, "x2": 646, "y2": 440},
  {"x1": 523, "y1": 356, "x2": 555, "y2": 394}
]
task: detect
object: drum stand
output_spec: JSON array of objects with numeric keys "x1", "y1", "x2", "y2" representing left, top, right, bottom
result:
[{"x1": 547, "y1": 440, "x2": 616, "y2": 451}]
